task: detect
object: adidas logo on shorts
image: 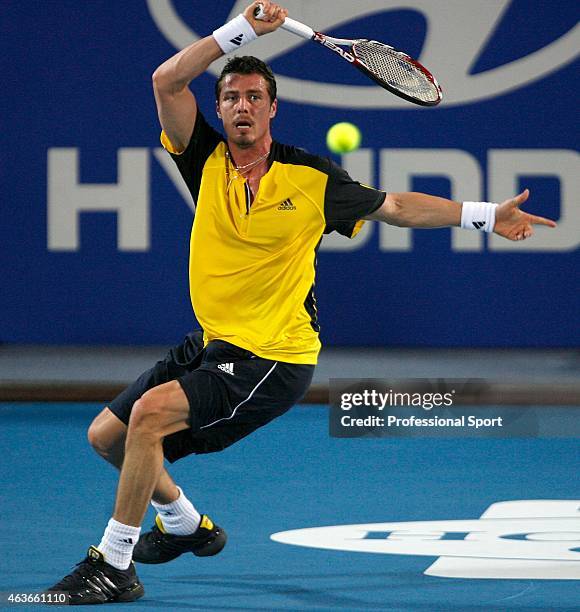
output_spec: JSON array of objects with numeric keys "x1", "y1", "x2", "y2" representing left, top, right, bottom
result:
[{"x1": 217, "y1": 362, "x2": 235, "y2": 375}]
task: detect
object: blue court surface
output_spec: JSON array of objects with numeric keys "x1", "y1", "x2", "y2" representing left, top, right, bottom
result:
[{"x1": 0, "y1": 403, "x2": 578, "y2": 610}]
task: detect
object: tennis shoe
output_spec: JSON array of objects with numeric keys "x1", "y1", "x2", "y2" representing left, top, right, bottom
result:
[
  {"x1": 133, "y1": 514, "x2": 226, "y2": 564},
  {"x1": 46, "y1": 546, "x2": 144, "y2": 605}
]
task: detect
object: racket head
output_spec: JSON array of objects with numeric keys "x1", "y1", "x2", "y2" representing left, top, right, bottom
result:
[{"x1": 351, "y1": 40, "x2": 442, "y2": 106}]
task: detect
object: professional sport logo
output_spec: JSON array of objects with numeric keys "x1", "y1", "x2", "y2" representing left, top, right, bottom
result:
[
  {"x1": 146, "y1": 0, "x2": 580, "y2": 108},
  {"x1": 271, "y1": 500, "x2": 580, "y2": 579}
]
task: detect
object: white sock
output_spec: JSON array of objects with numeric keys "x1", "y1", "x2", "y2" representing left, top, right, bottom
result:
[
  {"x1": 97, "y1": 518, "x2": 141, "y2": 570},
  {"x1": 151, "y1": 486, "x2": 201, "y2": 536}
]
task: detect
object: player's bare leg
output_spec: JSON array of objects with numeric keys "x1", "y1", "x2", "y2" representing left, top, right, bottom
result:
[
  {"x1": 112, "y1": 381, "x2": 190, "y2": 526},
  {"x1": 88, "y1": 390, "x2": 226, "y2": 566},
  {"x1": 88, "y1": 408, "x2": 179, "y2": 504}
]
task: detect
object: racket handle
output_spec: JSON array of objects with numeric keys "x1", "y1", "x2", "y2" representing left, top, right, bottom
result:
[{"x1": 253, "y1": 3, "x2": 315, "y2": 41}]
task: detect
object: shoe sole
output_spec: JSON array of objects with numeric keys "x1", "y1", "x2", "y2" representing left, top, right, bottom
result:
[
  {"x1": 63, "y1": 584, "x2": 144, "y2": 605},
  {"x1": 134, "y1": 528, "x2": 227, "y2": 564},
  {"x1": 116, "y1": 583, "x2": 145, "y2": 603},
  {"x1": 193, "y1": 529, "x2": 227, "y2": 557}
]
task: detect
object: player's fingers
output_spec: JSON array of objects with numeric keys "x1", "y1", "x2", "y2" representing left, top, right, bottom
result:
[
  {"x1": 510, "y1": 188, "x2": 529, "y2": 208},
  {"x1": 274, "y1": 7, "x2": 288, "y2": 23},
  {"x1": 528, "y1": 213, "x2": 557, "y2": 228},
  {"x1": 267, "y1": 3, "x2": 282, "y2": 21},
  {"x1": 249, "y1": 1, "x2": 267, "y2": 20},
  {"x1": 257, "y1": 1, "x2": 272, "y2": 19},
  {"x1": 269, "y1": 5, "x2": 287, "y2": 27},
  {"x1": 518, "y1": 188, "x2": 530, "y2": 204}
]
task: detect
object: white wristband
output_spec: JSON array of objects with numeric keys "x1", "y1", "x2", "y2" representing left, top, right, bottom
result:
[
  {"x1": 213, "y1": 14, "x2": 258, "y2": 54},
  {"x1": 461, "y1": 201, "x2": 498, "y2": 233}
]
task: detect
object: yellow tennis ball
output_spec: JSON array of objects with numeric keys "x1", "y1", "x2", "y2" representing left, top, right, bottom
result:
[{"x1": 326, "y1": 122, "x2": 362, "y2": 154}]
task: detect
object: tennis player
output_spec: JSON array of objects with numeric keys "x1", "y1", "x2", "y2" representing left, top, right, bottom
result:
[{"x1": 47, "y1": 1, "x2": 556, "y2": 604}]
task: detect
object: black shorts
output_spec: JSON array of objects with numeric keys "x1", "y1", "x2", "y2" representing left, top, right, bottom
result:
[{"x1": 108, "y1": 331, "x2": 314, "y2": 462}]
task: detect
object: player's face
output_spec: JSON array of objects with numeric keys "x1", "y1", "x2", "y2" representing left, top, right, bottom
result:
[{"x1": 217, "y1": 73, "x2": 277, "y2": 148}]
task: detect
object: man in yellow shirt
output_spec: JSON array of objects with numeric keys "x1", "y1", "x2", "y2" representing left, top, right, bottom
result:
[{"x1": 47, "y1": 1, "x2": 555, "y2": 604}]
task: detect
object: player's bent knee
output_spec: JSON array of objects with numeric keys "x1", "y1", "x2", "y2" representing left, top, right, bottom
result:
[
  {"x1": 128, "y1": 393, "x2": 167, "y2": 437},
  {"x1": 87, "y1": 422, "x2": 103, "y2": 454},
  {"x1": 87, "y1": 407, "x2": 126, "y2": 459},
  {"x1": 128, "y1": 382, "x2": 189, "y2": 438}
]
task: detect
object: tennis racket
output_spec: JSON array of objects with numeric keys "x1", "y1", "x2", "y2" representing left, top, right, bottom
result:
[{"x1": 254, "y1": 4, "x2": 442, "y2": 107}]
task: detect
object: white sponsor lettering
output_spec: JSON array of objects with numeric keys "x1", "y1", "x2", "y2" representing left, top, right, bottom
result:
[
  {"x1": 318, "y1": 35, "x2": 355, "y2": 62},
  {"x1": 488, "y1": 150, "x2": 580, "y2": 252},
  {"x1": 379, "y1": 149, "x2": 484, "y2": 252},
  {"x1": 321, "y1": 148, "x2": 578, "y2": 252},
  {"x1": 47, "y1": 148, "x2": 150, "y2": 251},
  {"x1": 47, "y1": 148, "x2": 576, "y2": 253},
  {"x1": 271, "y1": 500, "x2": 580, "y2": 579}
]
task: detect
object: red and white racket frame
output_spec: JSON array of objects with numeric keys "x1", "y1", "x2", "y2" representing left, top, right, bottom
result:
[{"x1": 253, "y1": 4, "x2": 442, "y2": 107}]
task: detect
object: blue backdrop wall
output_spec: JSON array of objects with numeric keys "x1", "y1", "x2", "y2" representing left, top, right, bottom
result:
[{"x1": 2, "y1": 1, "x2": 579, "y2": 347}]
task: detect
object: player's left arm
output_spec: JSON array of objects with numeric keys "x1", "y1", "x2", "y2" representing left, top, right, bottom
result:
[{"x1": 365, "y1": 189, "x2": 556, "y2": 241}]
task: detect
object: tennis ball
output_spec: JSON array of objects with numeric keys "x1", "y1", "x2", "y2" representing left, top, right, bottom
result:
[{"x1": 326, "y1": 122, "x2": 362, "y2": 154}]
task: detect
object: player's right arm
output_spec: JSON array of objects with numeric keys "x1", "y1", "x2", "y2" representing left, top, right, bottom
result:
[
  {"x1": 152, "y1": 37, "x2": 222, "y2": 154},
  {"x1": 152, "y1": 2, "x2": 287, "y2": 153}
]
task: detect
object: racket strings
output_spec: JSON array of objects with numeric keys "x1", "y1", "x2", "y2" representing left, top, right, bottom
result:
[{"x1": 352, "y1": 41, "x2": 440, "y2": 104}]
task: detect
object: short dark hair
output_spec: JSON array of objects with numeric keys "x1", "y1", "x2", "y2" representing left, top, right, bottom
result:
[{"x1": 215, "y1": 56, "x2": 277, "y2": 103}]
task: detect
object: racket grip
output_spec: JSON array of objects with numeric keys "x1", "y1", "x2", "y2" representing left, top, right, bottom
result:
[{"x1": 253, "y1": 3, "x2": 315, "y2": 40}]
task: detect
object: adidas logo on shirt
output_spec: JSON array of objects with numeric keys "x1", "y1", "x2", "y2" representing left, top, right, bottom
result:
[
  {"x1": 230, "y1": 34, "x2": 244, "y2": 46},
  {"x1": 472, "y1": 221, "x2": 486, "y2": 229},
  {"x1": 217, "y1": 362, "x2": 235, "y2": 375},
  {"x1": 277, "y1": 198, "x2": 296, "y2": 211}
]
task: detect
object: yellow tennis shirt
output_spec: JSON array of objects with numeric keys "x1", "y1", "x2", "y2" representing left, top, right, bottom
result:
[{"x1": 162, "y1": 112, "x2": 384, "y2": 364}]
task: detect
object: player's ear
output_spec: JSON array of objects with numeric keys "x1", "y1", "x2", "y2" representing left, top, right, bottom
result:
[
  {"x1": 269, "y1": 99, "x2": 277, "y2": 119},
  {"x1": 216, "y1": 101, "x2": 222, "y2": 119}
]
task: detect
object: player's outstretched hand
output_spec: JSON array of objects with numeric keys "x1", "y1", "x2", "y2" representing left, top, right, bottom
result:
[
  {"x1": 244, "y1": 1, "x2": 288, "y2": 36},
  {"x1": 494, "y1": 189, "x2": 557, "y2": 241}
]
